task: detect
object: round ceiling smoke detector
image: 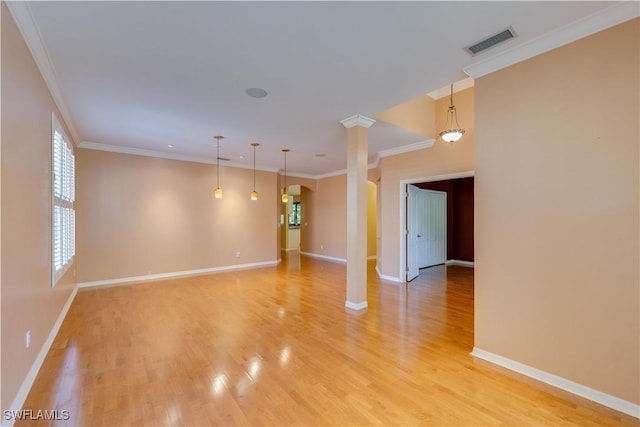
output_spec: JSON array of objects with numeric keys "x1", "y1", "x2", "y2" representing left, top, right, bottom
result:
[{"x1": 246, "y1": 88, "x2": 268, "y2": 98}]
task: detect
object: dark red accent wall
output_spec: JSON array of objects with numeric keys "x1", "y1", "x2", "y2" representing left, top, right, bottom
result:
[{"x1": 415, "y1": 177, "x2": 474, "y2": 262}]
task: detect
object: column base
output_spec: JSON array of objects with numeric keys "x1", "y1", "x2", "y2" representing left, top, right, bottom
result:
[{"x1": 345, "y1": 300, "x2": 368, "y2": 310}]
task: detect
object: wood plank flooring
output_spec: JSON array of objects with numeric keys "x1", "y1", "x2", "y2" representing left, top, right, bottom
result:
[{"x1": 18, "y1": 253, "x2": 637, "y2": 426}]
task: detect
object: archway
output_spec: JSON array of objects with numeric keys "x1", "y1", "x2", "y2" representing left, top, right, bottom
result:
[{"x1": 281, "y1": 185, "x2": 302, "y2": 252}]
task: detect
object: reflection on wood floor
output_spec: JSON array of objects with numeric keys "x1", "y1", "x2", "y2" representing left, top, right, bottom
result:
[{"x1": 18, "y1": 252, "x2": 636, "y2": 426}]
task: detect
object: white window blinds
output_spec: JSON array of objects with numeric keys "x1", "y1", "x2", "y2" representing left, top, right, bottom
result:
[{"x1": 52, "y1": 114, "x2": 75, "y2": 285}]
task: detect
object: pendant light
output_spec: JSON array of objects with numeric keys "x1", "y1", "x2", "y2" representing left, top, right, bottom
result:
[
  {"x1": 213, "y1": 135, "x2": 224, "y2": 198},
  {"x1": 439, "y1": 84, "x2": 465, "y2": 143},
  {"x1": 250, "y1": 143, "x2": 260, "y2": 201},
  {"x1": 281, "y1": 149, "x2": 290, "y2": 204}
]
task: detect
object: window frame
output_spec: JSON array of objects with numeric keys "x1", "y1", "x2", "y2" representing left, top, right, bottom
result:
[
  {"x1": 288, "y1": 201, "x2": 301, "y2": 229},
  {"x1": 51, "y1": 113, "x2": 75, "y2": 286}
]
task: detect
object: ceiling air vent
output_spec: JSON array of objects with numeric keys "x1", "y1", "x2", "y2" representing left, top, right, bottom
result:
[{"x1": 465, "y1": 26, "x2": 517, "y2": 56}]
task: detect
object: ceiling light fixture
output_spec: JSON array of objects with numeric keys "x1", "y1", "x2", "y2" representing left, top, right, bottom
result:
[
  {"x1": 250, "y1": 143, "x2": 260, "y2": 201},
  {"x1": 439, "y1": 84, "x2": 465, "y2": 143},
  {"x1": 213, "y1": 135, "x2": 224, "y2": 198},
  {"x1": 281, "y1": 149, "x2": 290, "y2": 204}
]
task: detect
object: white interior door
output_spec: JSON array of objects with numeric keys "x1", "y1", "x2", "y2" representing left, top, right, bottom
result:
[
  {"x1": 406, "y1": 185, "x2": 420, "y2": 281},
  {"x1": 421, "y1": 189, "x2": 446, "y2": 268}
]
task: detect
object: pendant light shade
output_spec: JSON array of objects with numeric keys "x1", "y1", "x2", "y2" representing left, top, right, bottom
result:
[
  {"x1": 250, "y1": 143, "x2": 260, "y2": 201},
  {"x1": 213, "y1": 135, "x2": 224, "y2": 198},
  {"x1": 439, "y1": 84, "x2": 465, "y2": 143},
  {"x1": 281, "y1": 149, "x2": 290, "y2": 204}
]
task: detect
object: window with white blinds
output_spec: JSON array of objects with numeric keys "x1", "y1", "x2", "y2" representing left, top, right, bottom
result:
[{"x1": 52, "y1": 114, "x2": 75, "y2": 285}]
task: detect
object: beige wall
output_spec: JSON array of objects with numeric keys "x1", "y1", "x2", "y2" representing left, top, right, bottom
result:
[
  {"x1": 475, "y1": 19, "x2": 639, "y2": 404},
  {"x1": 298, "y1": 174, "x2": 376, "y2": 261},
  {"x1": 301, "y1": 174, "x2": 347, "y2": 259},
  {"x1": 378, "y1": 88, "x2": 475, "y2": 279},
  {"x1": 367, "y1": 181, "x2": 377, "y2": 258},
  {"x1": 375, "y1": 94, "x2": 437, "y2": 138},
  {"x1": 76, "y1": 149, "x2": 278, "y2": 283},
  {"x1": 1, "y1": 4, "x2": 77, "y2": 410}
]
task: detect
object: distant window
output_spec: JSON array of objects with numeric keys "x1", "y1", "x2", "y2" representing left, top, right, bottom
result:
[
  {"x1": 52, "y1": 114, "x2": 75, "y2": 286},
  {"x1": 289, "y1": 202, "x2": 301, "y2": 228}
]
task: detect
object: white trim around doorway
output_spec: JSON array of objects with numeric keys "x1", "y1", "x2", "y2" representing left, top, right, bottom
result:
[{"x1": 398, "y1": 171, "x2": 475, "y2": 281}]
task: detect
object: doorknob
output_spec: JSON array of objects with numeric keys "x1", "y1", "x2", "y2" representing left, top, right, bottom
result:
[{"x1": 417, "y1": 234, "x2": 421, "y2": 238}]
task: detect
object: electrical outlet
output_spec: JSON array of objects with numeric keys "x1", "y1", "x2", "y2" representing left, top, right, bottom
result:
[
  {"x1": 235, "y1": 250, "x2": 241, "y2": 258},
  {"x1": 25, "y1": 330, "x2": 31, "y2": 349},
  {"x1": 320, "y1": 244, "x2": 324, "y2": 251}
]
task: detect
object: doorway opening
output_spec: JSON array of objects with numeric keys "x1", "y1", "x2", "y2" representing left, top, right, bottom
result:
[
  {"x1": 406, "y1": 186, "x2": 447, "y2": 281},
  {"x1": 282, "y1": 185, "x2": 302, "y2": 252},
  {"x1": 401, "y1": 172, "x2": 474, "y2": 282}
]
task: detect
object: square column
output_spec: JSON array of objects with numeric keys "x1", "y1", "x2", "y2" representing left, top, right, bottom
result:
[{"x1": 340, "y1": 115, "x2": 375, "y2": 310}]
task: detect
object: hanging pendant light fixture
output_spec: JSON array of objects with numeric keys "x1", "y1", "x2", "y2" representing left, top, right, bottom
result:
[
  {"x1": 281, "y1": 149, "x2": 290, "y2": 204},
  {"x1": 250, "y1": 143, "x2": 260, "y2": 201},
  {"x1": 439, "y1": 84, "x2": 465, "y2": 143},
  {"x1": 213, "y1": 135, "x2": 224, "y2": 198}
]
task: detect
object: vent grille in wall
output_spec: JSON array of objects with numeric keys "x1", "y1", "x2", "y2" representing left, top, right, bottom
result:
[{"x1": 465, "y1": 26, "x2": 517, "y2": 55}]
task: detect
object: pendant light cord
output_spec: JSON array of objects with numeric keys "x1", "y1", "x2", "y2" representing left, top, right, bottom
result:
[
  {"x1": 449, "y1": 83, "x2": 454, "y2": 108},
  {"x1": 216, "y1": 139, "x2": 220, "y2": 187}
]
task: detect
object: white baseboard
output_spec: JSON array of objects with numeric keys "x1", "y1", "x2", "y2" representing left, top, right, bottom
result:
[
  {"x1": 300, "y1": 252, "x2": 346, "y2": 264},
  {"x1": 345, "y1": 300, "x2": 368, "y2": 310},
  {"x1": 77, "y1": 260, "x2": 278, "y2": 288},
  {"x1": 4, "y1": 287, "x2": 78, "y2": 427},
  {"x1": 471, "y1": 347, "x2": 640, "y2": 419},
  {"x1": 446, "y1": 259, "x2": 475, "y2": 267},
  {"x1": 375, "y1": 265, "x2": 404, "y2": 283}
]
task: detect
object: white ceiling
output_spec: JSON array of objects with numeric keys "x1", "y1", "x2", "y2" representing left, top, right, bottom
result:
[{"x1": 12, "y1": 1, "x2": 637, "y2": 177}]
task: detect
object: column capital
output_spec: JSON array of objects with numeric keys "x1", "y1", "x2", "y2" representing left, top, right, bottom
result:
[{"x1": 340, "y1": 114, "x2": 376, "y2": 129}]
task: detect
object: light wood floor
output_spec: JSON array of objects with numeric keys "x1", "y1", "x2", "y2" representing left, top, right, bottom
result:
[{"x1": 19, "y1": 253, "x2": 637, "y2": 426}]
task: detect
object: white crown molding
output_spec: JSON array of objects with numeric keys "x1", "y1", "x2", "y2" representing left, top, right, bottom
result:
[
  {"x1": 371, "y1": 155, "x2": 382, "y2": 169},
  {"x1": 378, "y1": 139, "x2": 435, "y2": 159},
  {"x1": 313, "y1": 161, "x2": 380, "y2": 180},
  {"x1": 340, "y1": 114, "x2": 376, "y2": 129},
  {"x1": 77, "y1": 260, "x2": 279, "y2": 289},
  {"x1": 5, "y1": 287, "x2": 77, "y2": 427},
  {"x1": 471, "y1": 348, "x2": 640, "y2": 419},
  {"x1": 281, "y1": 171, "x2": 318, "y2": 180},
  {"x1": 5, "y1": 1, "x2": 81, "y2": 145},
  {"x1": 427, "y1": 77, "x2": 475, "y2": 100},
  {"x1": 82, "y1": 138, "x2": 440, "y2": 181},
  {"x1": 315, "y1": 169, "x2": 347, "y2": 180},
  {"x1": 78, "y1": 141, "x2": 279, "y2": 172},
  {"x1": 81, "y1": 142, "x2": 385, "y2": 180},
  {"x1": 464, "y1": 2, "x2": 640, "y2": 79}
]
